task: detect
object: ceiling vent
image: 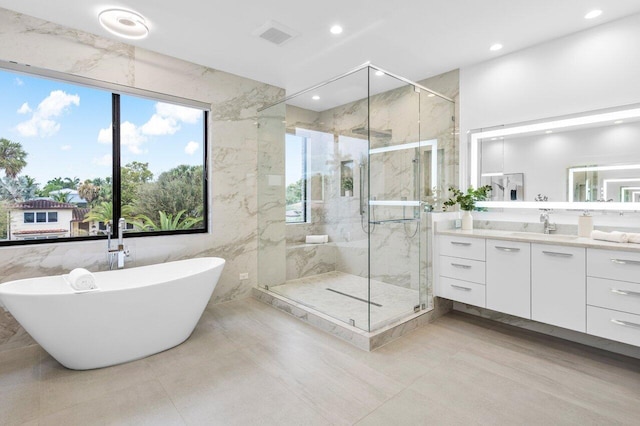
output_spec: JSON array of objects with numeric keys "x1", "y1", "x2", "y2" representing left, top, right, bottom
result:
[{"x1": 253, "y1": 20, "x2": 299, "y2": 46}]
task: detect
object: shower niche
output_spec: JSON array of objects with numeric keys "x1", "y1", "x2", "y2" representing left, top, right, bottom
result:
[
  {"x1": 340, "y1": 160, "x2": 354, "y2": 197},
  {"x1": 257, "y1": 64, "x2": 455, "y2": 338}
]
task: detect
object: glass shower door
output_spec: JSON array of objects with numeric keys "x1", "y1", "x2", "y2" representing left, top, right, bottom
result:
[{"x1": 367, "y1": 68, "x2": 423, "y2": 331}]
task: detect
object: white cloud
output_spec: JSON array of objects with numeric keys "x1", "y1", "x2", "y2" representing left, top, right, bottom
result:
[
  {"x1": 93, "y1": 154, "x2": 112, "y2": 167},
  {"x1": 60, "y1": 145, "x2": 71, "y2": 151},
  {"x1": 97, "y1": 122, "x2": 147, "y2": 154},
  {"x1": 16, "y1": 90, "x2": 80, "y2": 137},
  {"x1": 121, "y1": 121, "x2": 147, "y2": 154},
  {"x1": 141, "y1": 114, "x2": 179, "y2": 136},
  {"x1": 97, "y1": 125, "x2": 112, "y2": 144},
  {"x1": 140, "y1": 102, "x2": 202, "y2": 136},
  {"x1": 14, "y1": 77, "x2": 24, "y2": 86},
  {"x1": 17, "y1": 102, "x2": 32, "y2": 114},
  {"x1": 184, "y1": 141, "x2": 199, "y2": 155}
]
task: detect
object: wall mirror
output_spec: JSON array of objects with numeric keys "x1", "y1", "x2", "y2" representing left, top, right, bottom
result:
[{"x1": 470, "y1": 103, "x2": 640, "y2": 211}]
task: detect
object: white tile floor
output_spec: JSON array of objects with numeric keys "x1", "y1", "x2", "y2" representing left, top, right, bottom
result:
[
  {"x1": 270, "y1": 271, "x2": 420, "y2": 331},
  {"x1": 2, "y1": 298, "x2": 640, "y2": 425}
]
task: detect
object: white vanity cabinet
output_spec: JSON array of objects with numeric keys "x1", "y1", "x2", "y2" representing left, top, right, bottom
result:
[
  {"x1": 586, "y1": 249, "x2": 640, "y2": 347},
  {"x1": 486, "y1": 239, "x2": 531, "y2": 319},
  {"x1": 437, "y1": 236, "x2": 486, "y2": 307},
  {"x1": 531, "y1": 244, "x2": 586, "y2": 332}
]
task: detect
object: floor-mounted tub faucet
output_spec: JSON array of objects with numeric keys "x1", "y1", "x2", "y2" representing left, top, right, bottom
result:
[{"x1": 106, "y1": 218, "x2": 130, "y2": 270}]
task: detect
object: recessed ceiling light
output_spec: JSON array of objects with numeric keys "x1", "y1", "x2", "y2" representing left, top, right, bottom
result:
[
  {"x1": 312, "y1": 95, "x2": 320, "y2": 100},
  {"x1": 330, "y1": 25, "x2": 343, "y2": 35},
  {"x1": 427, "y1": 93, "x2": 435, "y2": 97},
  {"x1": 545, "y1": 130, "x2": 553, "y2": 134},
  {"x1": 489, "y1": 43, "x2": 503, "y2": 52},
  {"x1": 374, "y1": 70, "x2": 384, "y2": 76},
  {"x1": 614, "y1": 120, "x2": 624, "y2": 124},
  {"x1": 99, "y1": 8, "x2": 149, "y2": 39},
  {"x1": 584, "y1": 10, "x2": 603, "y2": 19}
]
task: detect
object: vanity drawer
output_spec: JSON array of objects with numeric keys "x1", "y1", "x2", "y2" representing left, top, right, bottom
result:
[
  {"x1": 438, "y1": 235, "x2": 485, "y2": 261},
  {"x1": 438, "y1": 276, "x2": 486, "y2": 307},
  {"x1": 439, "y1": 255, "x2": 485, "y2": 284},
  {"x1": 587, "y1": 249, "x2": 640, "y2": 284},
  {"x1": 587, "y1": 277, "x2": 640, "y2": 316},
  {"x1": 587, "y1": 306, "x2": 640, "y2": 347}
]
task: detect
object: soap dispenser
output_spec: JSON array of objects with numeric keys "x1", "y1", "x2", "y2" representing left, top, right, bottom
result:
[{"x1": 578, "y1": 211, "x2": 593, "y2": 238}]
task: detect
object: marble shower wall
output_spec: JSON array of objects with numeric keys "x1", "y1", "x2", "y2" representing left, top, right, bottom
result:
[{"x1": 0, "y1": 8, "x2": 283, "y2": 350}]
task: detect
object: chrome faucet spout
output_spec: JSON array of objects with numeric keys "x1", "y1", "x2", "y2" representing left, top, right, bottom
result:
[
  {"x1": 118, "y1": 218, "x2": 125, "y2": 249},
  {"x1": 540, "y1": 212, "x2": 556, "y2": 234}
]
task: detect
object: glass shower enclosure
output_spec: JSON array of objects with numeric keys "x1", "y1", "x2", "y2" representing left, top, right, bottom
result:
[{"x1": 257, "y1": 64, "x2": 454, "y2": 332}]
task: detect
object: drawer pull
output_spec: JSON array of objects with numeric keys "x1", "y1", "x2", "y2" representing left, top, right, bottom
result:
[
  {"x1": 495, "y1": 246, "x2": 520, "y2": 252},
  {"x1": 610, "y1": 318, "x2": 640, "y2": 330},
  {"x1": 610, "y1": 258, "x2": 640, "y2": 266},
  {"x1": 450, "y1": 241, "x2": 471, "y2": 246},
  {"x1": 451, "y1": 263, "x2": 471, "y2": 269},
  {"x1": 451, "y1": 284, "x2": 472, "y2": 291},
  {"x1": 542, "y1": 251, "x2": 573, "y2": 258},
  {"x1": 610, "y1": 288, "x2": 640, "y2": 297}
]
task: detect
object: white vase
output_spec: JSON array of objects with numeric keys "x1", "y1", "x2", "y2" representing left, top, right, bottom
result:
[
  {"x1": 345, "y1": 190, "x2": 352, "y2": 197},
  {"x1": 461, "y1": 211, "x2": 473, "y2": 230}
]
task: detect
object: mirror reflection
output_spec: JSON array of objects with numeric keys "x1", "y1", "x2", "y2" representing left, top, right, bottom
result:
[{"x1": 472, "y1": 103, "x2": 640, "y2": 206}]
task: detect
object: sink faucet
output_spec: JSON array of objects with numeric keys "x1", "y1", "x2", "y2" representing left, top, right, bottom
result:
[
  {"x1": 106, "y1": 218, "x2": 130, "y2": 270},
  {"x1": 540, "y1": 212, "x2": 557, "y2": 234}
]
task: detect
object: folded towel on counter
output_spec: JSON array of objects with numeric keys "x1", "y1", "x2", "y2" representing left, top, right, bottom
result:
[
  {"x1": 590, "y1": 230, "x2": 629, "y2": 243},
  {"x1": 306, "y1": 235, "x2": 329, "y2": 244},
  {"x1": 67, "y1": 268, "x2": 98, "y2": 292},
  {"x1": 628, "y1": 233, "x2": 640, "y2": 244}
]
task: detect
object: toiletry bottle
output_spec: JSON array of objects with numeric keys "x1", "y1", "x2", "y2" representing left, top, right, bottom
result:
[{"x1": 578, "y1": 211, "x2": 593, "y2": 237}]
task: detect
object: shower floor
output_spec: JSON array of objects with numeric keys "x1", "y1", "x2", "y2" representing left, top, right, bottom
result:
[{"x1": 270, "y1": 271, "x2": 419, "y2": 331}]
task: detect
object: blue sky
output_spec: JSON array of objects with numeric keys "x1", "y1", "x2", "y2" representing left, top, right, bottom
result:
[{"x1": 0, "y1": 69, "x2": 204, "y2": 186}]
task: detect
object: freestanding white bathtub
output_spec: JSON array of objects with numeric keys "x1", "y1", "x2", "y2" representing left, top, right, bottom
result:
[{"x1": 0, "y1": 257, "x2": 225, "y2": 370}]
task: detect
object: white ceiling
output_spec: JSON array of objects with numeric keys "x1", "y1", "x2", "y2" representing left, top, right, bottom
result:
[{"x1": 1, "y1": 0, "x2": 640, "y2": 101}]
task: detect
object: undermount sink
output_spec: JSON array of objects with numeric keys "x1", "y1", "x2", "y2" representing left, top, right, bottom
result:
[{"x1": 510, "y1": 232, "x2": 579, "y2": 241}]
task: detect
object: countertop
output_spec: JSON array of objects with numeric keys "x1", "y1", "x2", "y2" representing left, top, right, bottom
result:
[{"x1": 437, "y1": 228, "x2": 640, "y2": 253}]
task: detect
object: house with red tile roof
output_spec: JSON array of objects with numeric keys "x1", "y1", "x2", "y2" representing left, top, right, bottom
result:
[{"x1": 9, "y1": 199, "x2": 75, "y2": 241}]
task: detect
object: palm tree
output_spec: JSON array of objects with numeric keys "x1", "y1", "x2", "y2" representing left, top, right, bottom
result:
[
  {"x1": 83, "y1": 201, "x2": 135, "y2": 227},
  {"x1": 0, "y1": 175, "x2": 39, "y2": 202},
  {"x1": 132, "y1": 210, "x2": 203, "y2": 231},
  {"x1": 77, "y1": 181, "x2": 99, "y2": 205},
  {"x1": 51, "y1": 191, "x2": 73, "y2": 203},
  {"x1": 0, "y1": 138, "x2": 28, "y2": 178}
]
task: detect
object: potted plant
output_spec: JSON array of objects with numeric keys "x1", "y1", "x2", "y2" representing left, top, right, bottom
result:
[
  {"x1": 443, "y1": 185, "x2": 492, "y2": 230},
  {"x1": 342, "y1": 176, "x2": 353, "y2": 197}
]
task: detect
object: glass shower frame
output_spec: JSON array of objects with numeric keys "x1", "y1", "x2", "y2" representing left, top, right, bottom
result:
[{"x1": 257, "y1": 63, "x2": 454, "y2": 333}]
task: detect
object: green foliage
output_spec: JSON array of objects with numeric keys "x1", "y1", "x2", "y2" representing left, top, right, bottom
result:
[
  {"x1": 0, "y1": 138, "x2": 27, "y2": 178},
  {"x1": 0, "y1": 175, "x2": 39, "y2": 202},
  {"x1": 77, "y1": 180, "x2": 100, "y2": 206},
  {"x1": 83, "y1": 201, "x2": 135, "y2": 225},
  {"x1": 39, "y1": 176, "x2": 80, "y2": 196},
  {"x1": 51, "y1": 191, "x2": 73, "y2": 203},
  {"x1": 286, "y1": 179, "x2": 303, "y2": 206},
  {"x1": 121, "y1": 161, "x2": 153, "y2": 206},
  {"x1": 342, "y1": 176, "x2": 353, "y2": 192},
  {"x1": 443, "y1": 185, "x2": 492, "y2": 211},
  {"x1": 134, "y1": 165, "x2": 203, "y2": 225},
  {"x1": 132, "y1": 210, "x2": 203, "y2": 231},
  {"x1": 0, "y1": 201, "x2": 8, "y2": 240}
]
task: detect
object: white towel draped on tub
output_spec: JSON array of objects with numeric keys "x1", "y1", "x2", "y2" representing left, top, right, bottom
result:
[
  {"x1": 628, "y1": 233, "x2": 640, "y2": 244},
  {"x1": 590, "y1": 230, "x2": 629, "y2": 244},
  {"x1": 67, "y1": 268, "x2": 98, "y2": 292}
]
